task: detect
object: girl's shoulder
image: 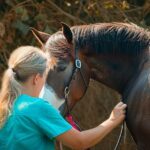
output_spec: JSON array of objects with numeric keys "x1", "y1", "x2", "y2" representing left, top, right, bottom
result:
[{"x1": 13, "y1": 94, "x2": 58, "y2": 117}]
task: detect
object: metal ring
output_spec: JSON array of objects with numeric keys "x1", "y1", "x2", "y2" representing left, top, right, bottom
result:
[
  {"x1": 64, "y1": 86, "x2": 70, "y2": 98},
  {"x1": 75, "y1": 59, "x2": 81, "y2": 68}
]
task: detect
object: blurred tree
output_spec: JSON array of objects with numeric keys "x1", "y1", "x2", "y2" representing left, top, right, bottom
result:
[
  {"x1": 127, "y1": 0, "x2": 146, "y2": 6},
  {"x1": 0, "y1": 1, "x2": 149, "y2": 149}
]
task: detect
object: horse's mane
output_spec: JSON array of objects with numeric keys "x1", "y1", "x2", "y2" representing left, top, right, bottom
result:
[
  {"x1": 45, "y1": 23, "x2": 150, "y2": 60},
  {"x1": 71, "y1": 23, "x2": 150, "y2": 56}
]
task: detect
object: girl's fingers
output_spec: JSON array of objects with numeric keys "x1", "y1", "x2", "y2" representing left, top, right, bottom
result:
[
  {"x1": 120, "y1": 104, "x2": 127, "y2": 109},
  {"x1": 115, "y1": 102, "x2": 127, "y2": 109},
  {"x1": 115, "y1": 102, "x2": 124, "y2": 107}
]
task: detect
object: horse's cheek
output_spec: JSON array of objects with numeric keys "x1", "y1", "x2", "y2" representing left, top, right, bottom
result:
[{"x1": 70, "y1": 80, "x2": 83, "y2": 101}]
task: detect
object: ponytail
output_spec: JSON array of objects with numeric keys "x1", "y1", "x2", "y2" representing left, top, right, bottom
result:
[{"x1": 0, "y1": 69, "x2": 22, "y2": 127}]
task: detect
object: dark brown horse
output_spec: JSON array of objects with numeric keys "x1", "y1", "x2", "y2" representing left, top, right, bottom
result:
[{"x1": 32, "y1": 22, "x2": 150, "y2": 150}]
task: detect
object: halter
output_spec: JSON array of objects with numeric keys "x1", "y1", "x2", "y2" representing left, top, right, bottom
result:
[
  {"x1": 64, "y1": 56, "x2": 88, "y2": 131},
  {"x1": 62, "y1": 42, "x2": 124, "y2": 150},
  {"x1": 63, "y1": 43, "x2": 92, "y2": 150},
  {"x1": 64, "y1": 44, "x2": 88, "y2": 116},
  {"x1": 58, "y1": 44, "x2": 89, "y2": 150}
]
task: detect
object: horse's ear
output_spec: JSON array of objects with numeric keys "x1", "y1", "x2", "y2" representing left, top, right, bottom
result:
[
  {"x1": 31, "y1": 27, "x2": 50, "y2": 47},
  {"x1": 61, "y1": 22, "x2": 73, "y2": 44}
]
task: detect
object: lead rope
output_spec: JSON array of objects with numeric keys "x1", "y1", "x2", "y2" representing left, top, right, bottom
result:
[
  {"x1": 114, "y1": 121, "x2": 125, "y2": 150},
  {"x1": 58, "y1": 141, "x2": 63, "y2": 150}
]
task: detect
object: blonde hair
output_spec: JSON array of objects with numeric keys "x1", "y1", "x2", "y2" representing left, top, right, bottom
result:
[{"x1": 0, "y1": 46, "x2": 48, "y2": 128}]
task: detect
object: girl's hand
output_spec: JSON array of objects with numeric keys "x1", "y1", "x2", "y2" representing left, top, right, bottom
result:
[{"x1": 109, "y1": 102, "x2": 127, "y2": 127}]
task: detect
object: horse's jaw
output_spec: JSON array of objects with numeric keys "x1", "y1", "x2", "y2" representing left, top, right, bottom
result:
[{"x1": 39, "y1": 84, "x2": 65, "y2": 110}]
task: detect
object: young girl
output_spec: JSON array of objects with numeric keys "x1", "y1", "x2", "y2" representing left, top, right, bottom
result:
[{"x1": 0, "y1": 46, "x2": 127, "y2": 150}]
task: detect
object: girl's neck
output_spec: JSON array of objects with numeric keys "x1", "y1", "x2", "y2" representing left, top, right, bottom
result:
[{"x1": 21, "y1": 80, "x2": 38, "y2": 97}]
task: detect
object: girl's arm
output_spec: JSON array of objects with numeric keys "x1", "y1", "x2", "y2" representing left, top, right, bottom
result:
[{"x1": 56, "y1": 102, "x2": 127, "y2": 150}]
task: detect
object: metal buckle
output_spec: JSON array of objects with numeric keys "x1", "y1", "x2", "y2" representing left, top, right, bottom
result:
[
  {"x1": 75, "y1": 59, "x2": 81, "y2": 68},
  {"x1": 64, "y1": 86, "x2": 70, "y2": 98}
]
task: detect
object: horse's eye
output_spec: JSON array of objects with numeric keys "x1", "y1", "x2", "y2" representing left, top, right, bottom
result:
[{"x1": 57, "y1": 65, "x2": 66, "y2": 72}]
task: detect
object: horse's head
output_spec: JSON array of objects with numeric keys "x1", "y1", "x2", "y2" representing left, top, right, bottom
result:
[{"x1": 31, "y1": 23, "x2": 90, "y2": 116}]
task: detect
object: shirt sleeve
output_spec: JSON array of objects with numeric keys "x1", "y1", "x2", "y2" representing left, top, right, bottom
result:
[{"x1": 34, "y1": 100, "x2": 72, "y2": 139}]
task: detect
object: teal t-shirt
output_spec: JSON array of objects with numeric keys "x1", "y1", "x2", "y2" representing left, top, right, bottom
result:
[{"x1": 0, "y1": 94, "x2": 72, "y2": 150}]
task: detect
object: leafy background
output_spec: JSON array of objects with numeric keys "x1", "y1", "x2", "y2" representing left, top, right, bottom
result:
[{"x1": 0, "y1": 0, "x2": 150, "y2": 149}]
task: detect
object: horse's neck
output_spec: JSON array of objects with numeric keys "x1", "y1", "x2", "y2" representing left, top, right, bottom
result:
[
  {"x1": 85, "y1": 52, "x2": 149, "y2": 94},
  {"x1": 123, "y1": 56, "x2": 150, "y2": 100}
]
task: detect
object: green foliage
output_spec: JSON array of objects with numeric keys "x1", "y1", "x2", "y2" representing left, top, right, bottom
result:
[
  {"x1": 0, "y1": 0, "x2": 149, "y2": 74},
  {"x1": 12, "y1": 20, "x2": 30, "y2": 35}
]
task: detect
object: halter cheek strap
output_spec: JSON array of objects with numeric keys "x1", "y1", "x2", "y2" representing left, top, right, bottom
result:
[
  {"x1": 63, "y1": 43, "x2": 88, "y2": 131},
  {"x1": 64, "y1": 48, "x2": 87, "y2": 113}
]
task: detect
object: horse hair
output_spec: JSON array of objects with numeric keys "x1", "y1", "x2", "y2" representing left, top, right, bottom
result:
[
  {"x1": 72, "y1": 23, "x2": 150, "y2": 56},
  {"x1": 46, "y1": 23, "x2": 150, "y2": 60}
]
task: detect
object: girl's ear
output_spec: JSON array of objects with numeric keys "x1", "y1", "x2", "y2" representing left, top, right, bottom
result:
[
  {"x1": 33, "y1": 74, "x2": 40, "y2": 85},
  {"x1": 31, "y1": 28, "x2": 51, "y2": 48}
]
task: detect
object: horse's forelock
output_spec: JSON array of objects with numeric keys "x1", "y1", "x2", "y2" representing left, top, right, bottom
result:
[{"x1": 45, "y1": 31, "x2": 72, "y2": 62}]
